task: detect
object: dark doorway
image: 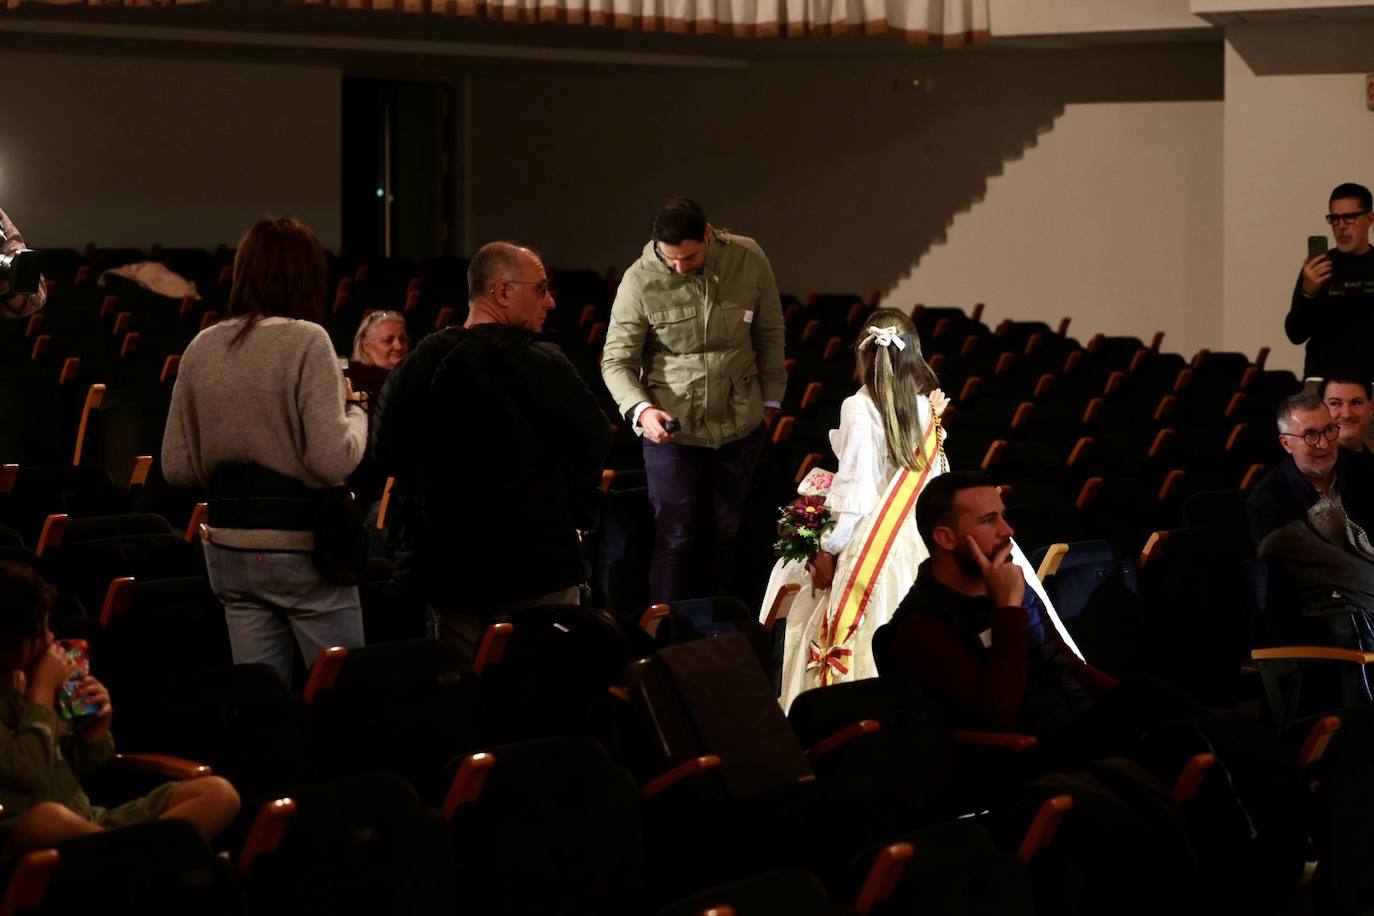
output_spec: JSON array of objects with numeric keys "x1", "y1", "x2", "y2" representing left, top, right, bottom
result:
[{"x1": 341, "y1": 77, "x2": 456, "y2": 261}]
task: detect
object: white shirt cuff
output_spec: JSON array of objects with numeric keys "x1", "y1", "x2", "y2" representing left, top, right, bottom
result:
[{"x1": 631, "y1": 401, "x2": 653, "y2": 427}]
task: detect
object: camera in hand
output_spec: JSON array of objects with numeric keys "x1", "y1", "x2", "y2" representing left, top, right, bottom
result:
[
  {"x1": 662, "y1": 417, "x2": 681, "y2": 434},
  {"x1": 0, "y1": 248, "x2": 40, "y2": 295}
]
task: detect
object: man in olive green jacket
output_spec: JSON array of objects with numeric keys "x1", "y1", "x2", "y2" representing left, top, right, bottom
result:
[{"x1": 602, "y1": 198, "x2": 786, "y2": 601}]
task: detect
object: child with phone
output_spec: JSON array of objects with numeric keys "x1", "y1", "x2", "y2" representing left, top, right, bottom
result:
[{"x1": 0, "y1": 563, "x2": 239, "y2": 859}]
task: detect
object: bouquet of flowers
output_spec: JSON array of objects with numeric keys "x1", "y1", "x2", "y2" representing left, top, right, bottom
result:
[{"x1": 774, "y1": 494, "x2": 835, "y2": 567}]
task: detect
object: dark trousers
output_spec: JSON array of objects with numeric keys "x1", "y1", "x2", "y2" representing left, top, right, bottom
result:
[{"x1": 642, "y1": 423, "x2": 768, "y2": 603}]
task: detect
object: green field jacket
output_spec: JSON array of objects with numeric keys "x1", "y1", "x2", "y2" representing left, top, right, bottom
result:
[{"x1": 601, "y1": 230, "x2": 786, "y2": 449}]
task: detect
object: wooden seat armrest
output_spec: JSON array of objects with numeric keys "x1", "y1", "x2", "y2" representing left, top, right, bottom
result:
[
  {"x1": 111, "y1": 752, "x2": 213, "y2": 780},
  {"x1": 35, "y1": 514, "x2": 68, "y2": 558},
  {"x1": 1018, "y1": 794, "x2": 1073, "y2": 864},
  {"x1": 806, "y1": 720, "x2": 880, "y2": 763},
  {"x1": 1035, "y1": 544, "x2": 1069, "y2": 582},
  {"x1": 641, "y1": 755, "x2": 721, "y2": 802},
  {"x1": 473, "y1": 622, "x2": 514, "y2": 674},
  {"x1": 1172, "y1": 753, "x2": 1215, "y2": 804},
  {"x1": 638, "y1": 603, "x2": 671, "y2": 638},
  {"x1": 185, "y1": 502, "x2": 207, "y2": 543},
  {"x1": 0, "y1": 849, "x2": 59, "y2": 916},
  {"x1": 954, "y1": 730, "x2": 1038, "y2": 751},
  {"x1": 236, "y1": 798, "x2": 296, "y2": 878},
  {"x1": 1251, "y1": 646, "x2": 1374, "y2": 665},
  {"x1": 303, "y1": 646, "x2": 349, "y2": 703},
  {"x1": 854, "y1": 842, "x2": 914, "y2": 916},
  {"x1": 100, "y1": 576, "x2": 136, "y2": 628},
  {"x1": 1297, "y1": 715, "x2": 1341, "y2": 768},
  {"x1": 442, "y1": 752, "x2": 495, "y2": 821}
]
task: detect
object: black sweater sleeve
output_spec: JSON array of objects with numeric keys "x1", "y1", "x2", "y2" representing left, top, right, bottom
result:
[
  {"x1": 526, "y1": 342, "x2": 613, "y2": 529},
  {"x1": 1286, "y1": 273, "x2": 1319, "y2": 345},
  {"x1": 372, "y1": 331, "x2": 450, "y2": 474}
]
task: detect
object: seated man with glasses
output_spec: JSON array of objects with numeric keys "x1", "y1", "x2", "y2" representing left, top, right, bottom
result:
[
  {"x1": 1248, "y1": 392, "x2": 1374, "y2": 546},
  {"x1": 1287, "y1": 182, "x2": 1374, "y2": 380},
  {"x1": 1249, "y1": 393, "x2": 1374, "y2": 684}
]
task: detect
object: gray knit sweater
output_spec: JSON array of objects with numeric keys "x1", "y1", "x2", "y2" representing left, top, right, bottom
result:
[{"x1": 161, "y1": 316, "x2": 367, "y2": 550}]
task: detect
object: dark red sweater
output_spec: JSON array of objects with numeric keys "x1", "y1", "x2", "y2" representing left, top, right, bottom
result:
[{"x1": 887, "y1": 566, "x2": 1116, "y2": 734}]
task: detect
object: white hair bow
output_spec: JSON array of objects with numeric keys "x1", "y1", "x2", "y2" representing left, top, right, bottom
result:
[{"x1": 861, "y1": 325, "x2": 906, "y2": 351}]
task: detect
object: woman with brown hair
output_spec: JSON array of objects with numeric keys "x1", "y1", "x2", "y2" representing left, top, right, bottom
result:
[{"x1": 161, "y1": 217, "x2": 367, "y2": 687}]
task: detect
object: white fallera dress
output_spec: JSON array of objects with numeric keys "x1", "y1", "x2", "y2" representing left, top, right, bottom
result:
[{"x1": 761, "y1": 387, "x2": 1080, "y2": 711}]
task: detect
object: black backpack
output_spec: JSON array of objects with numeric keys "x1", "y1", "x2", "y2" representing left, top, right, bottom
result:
[
  {"x1": 1011, "y1": 756, "x2": 1199, "y2": 916},
  {"x1": 1138, "y1": 715, "x2": 1311, "y2": 911}
]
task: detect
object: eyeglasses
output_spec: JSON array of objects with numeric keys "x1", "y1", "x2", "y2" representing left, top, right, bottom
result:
[
  {"x1": 1280, "y1": 423, "x2": 1341, "y2": 447},
  {"x1": 502, "y1": 279, "x2": 550, "y2": 297},
  {"x1": 1325, "y1": 211, "x2": 1370, "y2": 226}
]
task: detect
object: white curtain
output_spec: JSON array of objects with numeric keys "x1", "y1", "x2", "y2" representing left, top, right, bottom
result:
[
  {"x1": 299, "y1": 0, "x2": 989, "y2": 45},
  {"x1": 4, "y1": 0, "x2": 207, "y2": 6}
]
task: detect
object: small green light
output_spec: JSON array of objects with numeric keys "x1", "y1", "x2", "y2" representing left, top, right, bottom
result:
[{"x1": 911, "y1": 79, "x2": 921, "y2": 87}]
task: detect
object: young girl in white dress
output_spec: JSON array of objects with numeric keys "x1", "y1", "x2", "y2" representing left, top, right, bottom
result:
[{"x1": 762, "y1": 310, "x2": 1080, "y2": 710}]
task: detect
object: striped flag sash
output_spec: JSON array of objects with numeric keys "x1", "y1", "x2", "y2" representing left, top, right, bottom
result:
[{"x1": 812, "y1": 416, "x2": 943, "y2": 685}]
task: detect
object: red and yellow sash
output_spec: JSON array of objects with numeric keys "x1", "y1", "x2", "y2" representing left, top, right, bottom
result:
[{"x1": 809, "y1": 416, "x2": 943, "y2": 686}]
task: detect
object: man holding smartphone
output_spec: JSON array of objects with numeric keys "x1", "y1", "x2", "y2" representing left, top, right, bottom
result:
[
  {"x1": 1287, "y1": 182, "x2": 1374, "y2": 380},
  {"x1": 602, "y1": 198, "x2": 786, "y2": 602}
]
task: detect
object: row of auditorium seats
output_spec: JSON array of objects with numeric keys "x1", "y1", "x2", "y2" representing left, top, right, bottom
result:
[
  {"x1": 5, "y1": 261, "x2": 1374, "y2": 912},
  {"x1": 0, "y1": 570, "x2": 1364, "y2": 916},
  {"x1": 0, "y1": 273, "x2": 1301, "y2": 638}
]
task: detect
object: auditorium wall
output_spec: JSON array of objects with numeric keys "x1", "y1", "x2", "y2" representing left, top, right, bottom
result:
[
  {"x1": 888, "y1": 98, "x2": 1224, "y2": 360},
  {"x1": 990, "y1": 0, "x2": 1204, "y2": 36},
  {"x1": 1220, "y1": 19, "x2": 1374, "y2": 376},
  {"x1": 0, "y1": 52, "x2": 341, "y2": 253},
  {"x1": 467, "y1": 42, "x2": 1223, "y2": 360}
]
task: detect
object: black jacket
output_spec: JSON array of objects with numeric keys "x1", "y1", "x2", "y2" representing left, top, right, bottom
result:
[
  {"x1": 1246, "y1": 450, "x2": 1374, "y2": 546},
  {"x1": 372, "y1": 324, "x2": 611, "y2": 605}
]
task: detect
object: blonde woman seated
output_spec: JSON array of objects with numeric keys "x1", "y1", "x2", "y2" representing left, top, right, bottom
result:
[{"x1": 345, "y1": 310, "x2": 410, "y2": 506}]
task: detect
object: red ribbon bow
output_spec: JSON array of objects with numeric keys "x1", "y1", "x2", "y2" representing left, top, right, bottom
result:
[{"x1": 807, "y1": 641, "x2": 852, "y2": 686}]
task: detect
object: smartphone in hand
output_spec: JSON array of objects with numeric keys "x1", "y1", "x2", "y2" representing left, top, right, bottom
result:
[{"x1": 1308, "y1": 235, "x2": 1329, "y2": 261}]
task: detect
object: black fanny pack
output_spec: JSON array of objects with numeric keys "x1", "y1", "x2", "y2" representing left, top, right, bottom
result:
[{"x1": 206, "y1": 462, "x2": 367, "y2": 586}]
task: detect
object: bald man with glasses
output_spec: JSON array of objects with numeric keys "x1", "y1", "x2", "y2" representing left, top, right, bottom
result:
[
  {"x1": 373, "y1": 241, "x2": 611, "y2": 660},
  {"x1": 1287, "y1": 182, "x2": 1374, "y2": 380}
]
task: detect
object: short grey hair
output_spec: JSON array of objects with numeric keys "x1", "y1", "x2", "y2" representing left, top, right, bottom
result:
[
  {"x1": 468, "y1": 241, "x2": 535, "y2": 303},
  {"x1": 1276, "y1": 391, "x2": 1324, "y2": 433}
]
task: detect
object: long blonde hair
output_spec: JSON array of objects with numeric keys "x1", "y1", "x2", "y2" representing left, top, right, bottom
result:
[{"x1": 855, "y1": 308, "x2": 940, "y2": 471}]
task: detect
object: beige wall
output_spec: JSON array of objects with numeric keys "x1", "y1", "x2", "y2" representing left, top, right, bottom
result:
[
  {"x1": 1220, "y1": 20, "x2": 1374, "y2": 375},
  {"x1": 992, "y1": 0, "x2": 1205, "y2": 36},
  {"x1": 887, "y1": 99, "x2": 1224, "y2": 359},
  {"x1": 0, "y1": 52, "x2": 340, "y2": 253},
  {"x1": 469, "y1": 43, "x2": 1221, "y2": 348},
  {"x1": 1194, "y1": 0, "x2": 1374, "y2": 12}
]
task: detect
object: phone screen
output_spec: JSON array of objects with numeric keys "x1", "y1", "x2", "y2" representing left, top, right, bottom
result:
[{"x1": 1308, "y1": 236, "x2": 1329, "y2": 261}]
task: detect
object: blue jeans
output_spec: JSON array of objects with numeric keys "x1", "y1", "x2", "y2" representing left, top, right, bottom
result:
[{"x1": 202, "y1": 543, "x2": 365, "y2": 686}]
